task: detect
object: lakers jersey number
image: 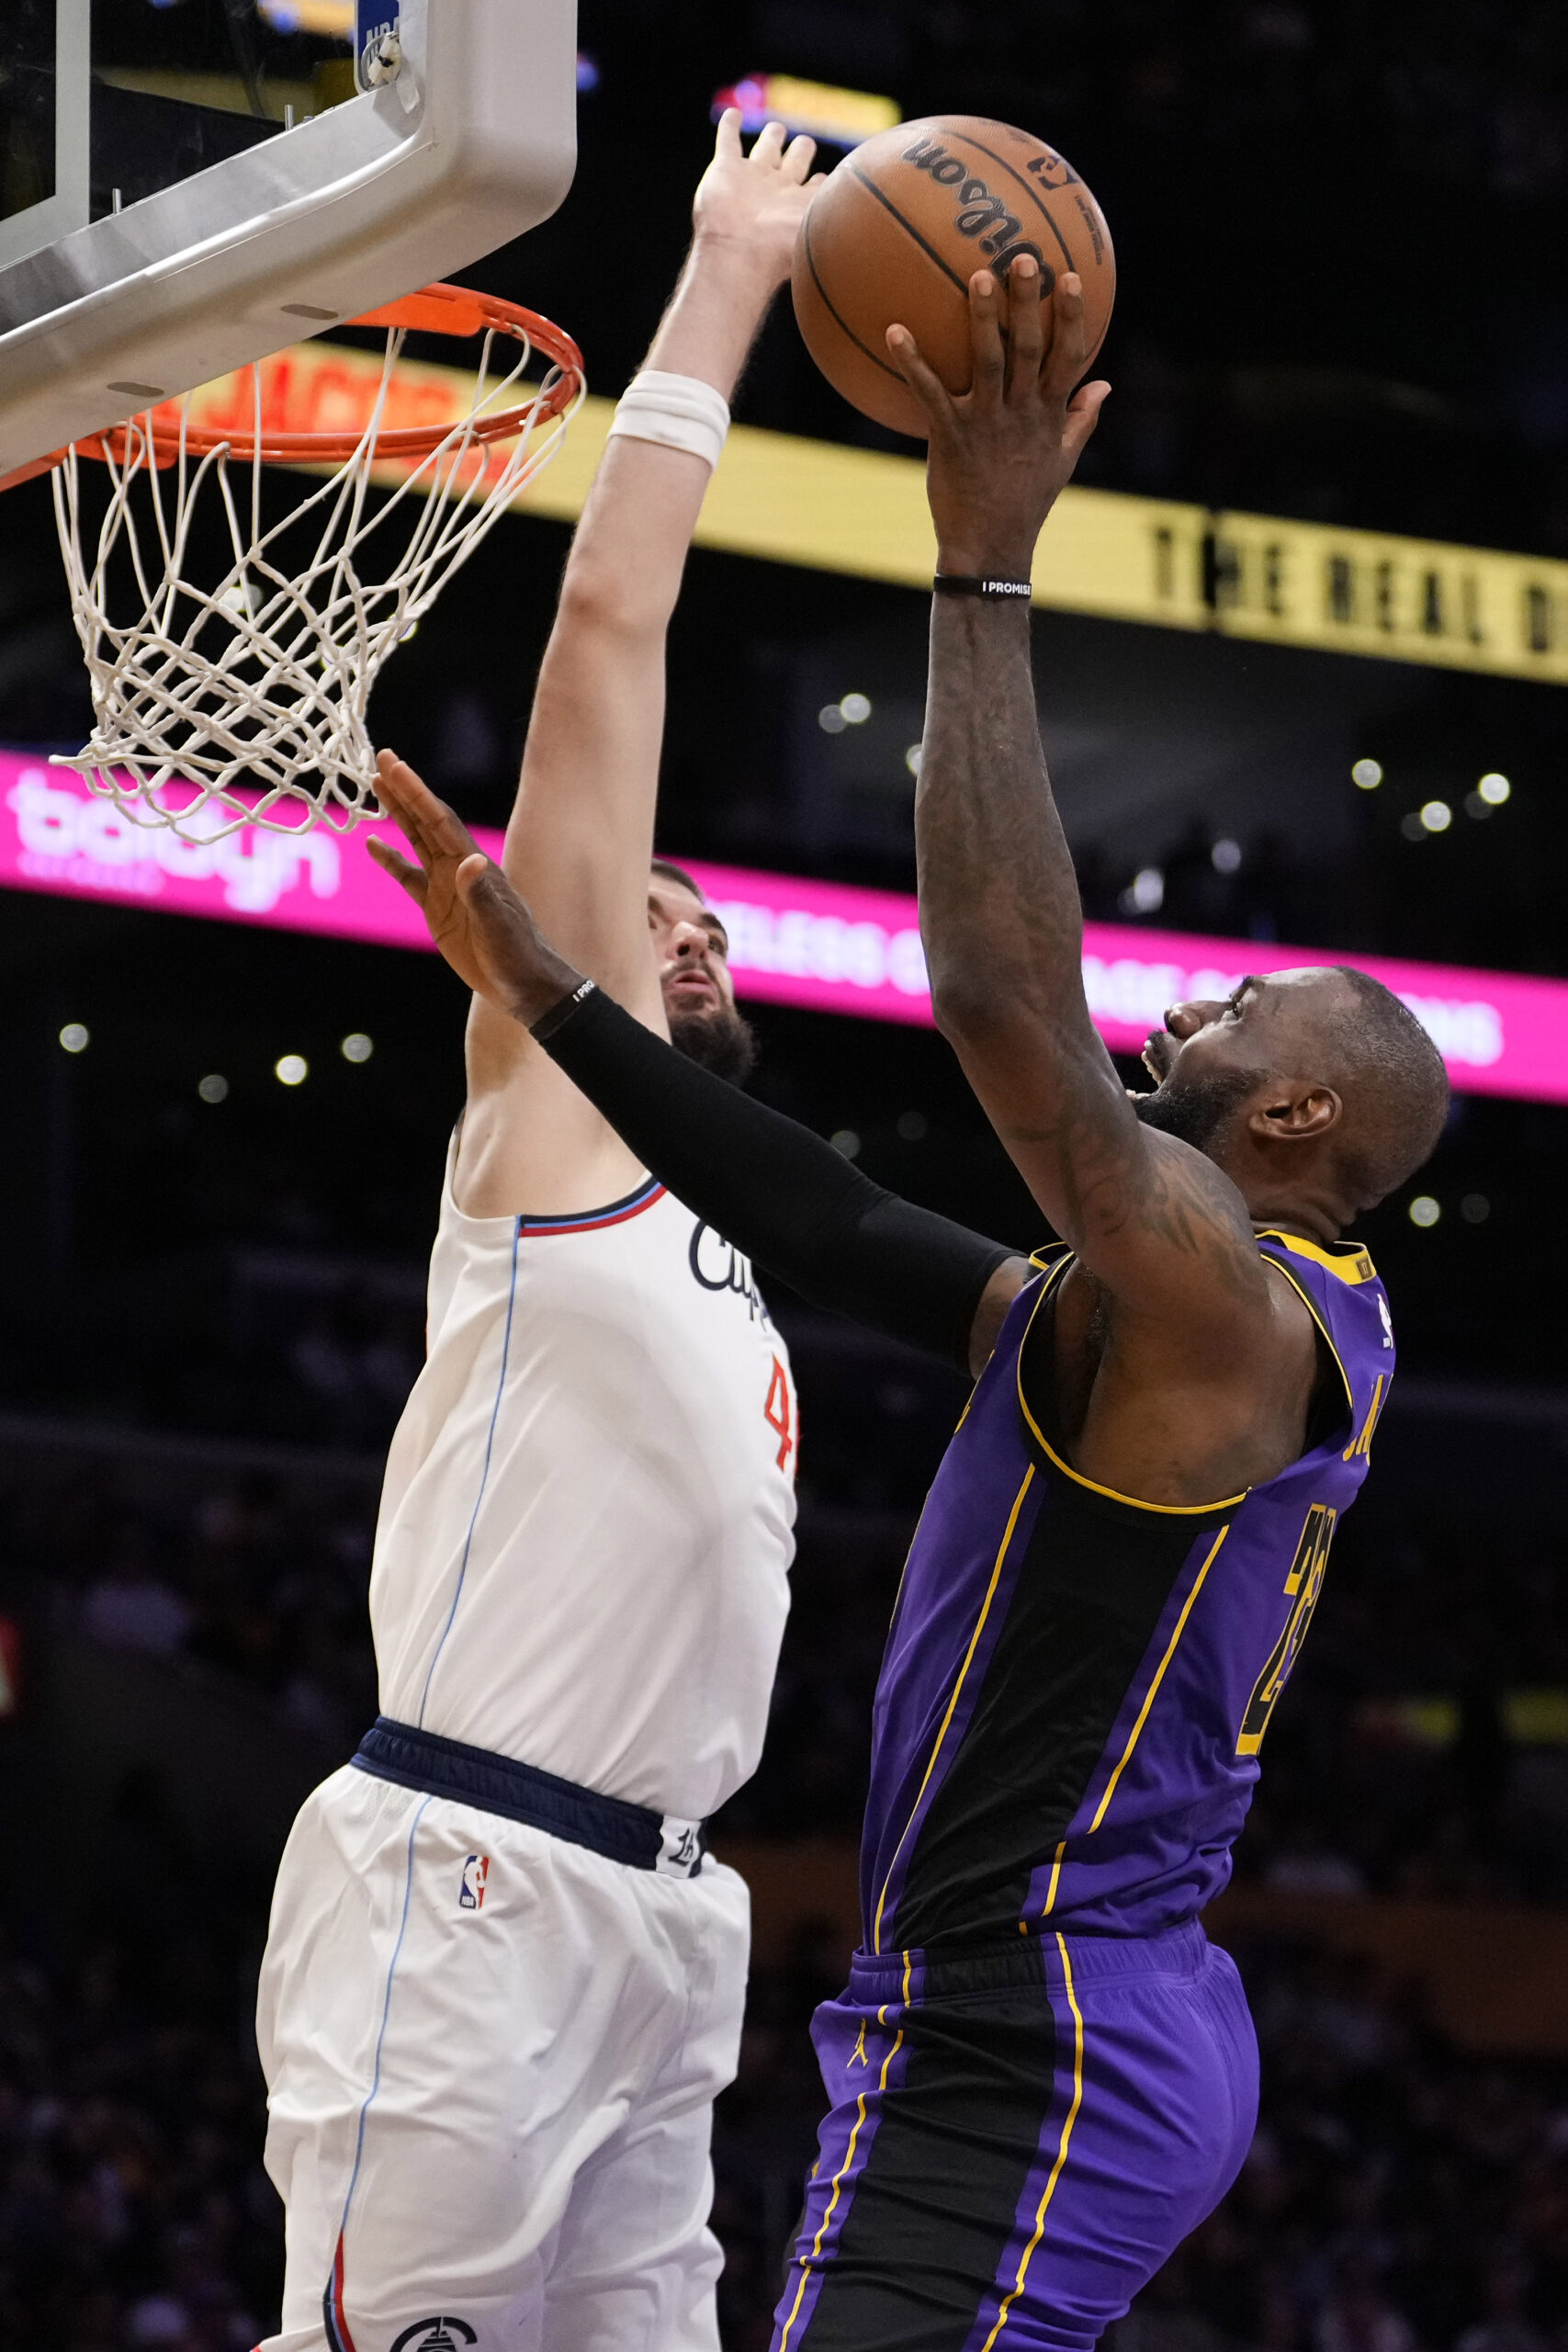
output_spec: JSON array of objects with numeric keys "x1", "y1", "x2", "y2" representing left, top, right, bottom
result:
[{"x1": 860, "y1": 1230, "x2": 1393, "y2": 1949}]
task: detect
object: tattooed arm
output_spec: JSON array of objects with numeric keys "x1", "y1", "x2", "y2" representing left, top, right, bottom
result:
[{"x1": 893, "y1": 266, "x2": 1277, "y2": 1347}]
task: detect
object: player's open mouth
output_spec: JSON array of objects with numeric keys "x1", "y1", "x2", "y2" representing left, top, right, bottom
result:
[
  {"x1": 1142, "y1": 1031, "x2": 1174, "y2": 1083},
  {"x1": 670, "y1": 970, "x2": 717, "y2": 1003}
]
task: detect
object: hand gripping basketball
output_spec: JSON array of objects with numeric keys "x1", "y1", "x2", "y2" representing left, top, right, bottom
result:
[
  {"x1": 368, "y1": 753, "x2": 582, "y2": 1026},
  {"x1": 887, "y1": 264, "x2": 1111, "y2": 579}
]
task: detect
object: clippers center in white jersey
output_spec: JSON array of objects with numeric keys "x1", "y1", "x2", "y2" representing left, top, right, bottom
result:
[{"x1": 368, "y1": 1147, "x2": 798, "y2": 1822}]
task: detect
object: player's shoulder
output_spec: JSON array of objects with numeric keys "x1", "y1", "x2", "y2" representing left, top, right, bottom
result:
[
  {"x1": 1256, "y1": 1227, "x2": 1394, "y2": 1386},
  {"x1": 1256, "y1": 1227, "x2": 1382, "y2": 1302}
]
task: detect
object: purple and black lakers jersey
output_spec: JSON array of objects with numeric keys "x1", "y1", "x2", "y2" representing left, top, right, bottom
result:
[{"x1": 861, "y1": 1230, "x2": 1394, "y2": 1952}]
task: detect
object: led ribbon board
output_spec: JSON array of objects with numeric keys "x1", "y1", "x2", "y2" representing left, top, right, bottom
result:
[{"x1": 4, "y1": 753, "x2": 1565, "y2": 1105}]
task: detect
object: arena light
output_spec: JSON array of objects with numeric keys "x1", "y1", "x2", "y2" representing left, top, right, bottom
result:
[
  {"x1": 1477, "y1": 772, "x2": 1511, "y2": 805},
  {"x1": 255, "y1": 0, "x2": 355, "y2": 32},
  {"x1": 58, "y1": 1022, "x2": 88, "y2": 1053},
  {"x1": 7, "y1": 752, "x2": 1568, "y2": 1104},
  {"x1": 710, "y1": 74, "x2": 899, "y2": 149},
  {"x1": 198, "y1": 1074, "x2": 229, "y2": 1103},
  {"x1": 1352, "y1": 758, "x2": 1383, "y2": 789},
  {"x1": 275, "y1": 1054, "x2": 309, "y2": 1087},
  {"x1": 1408, "y1": 1195, "x2": 1441, "y2": 1227},
  {"x1": 1420, "y1": 799, "x2": 1453, "y2": 832}
]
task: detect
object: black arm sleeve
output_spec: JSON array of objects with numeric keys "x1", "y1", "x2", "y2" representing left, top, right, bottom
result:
[{"x1": 538, "y1": 986, "x2": 1018, "y2": 1371}]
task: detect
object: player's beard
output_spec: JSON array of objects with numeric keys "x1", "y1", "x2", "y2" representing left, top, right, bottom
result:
[
  {"x1": 1132, "y1": 1065, "x2": 1265, "y2": 1155},
  {"x1": 668, "y1": 1001, "x2": 759, "y2": 1086}
]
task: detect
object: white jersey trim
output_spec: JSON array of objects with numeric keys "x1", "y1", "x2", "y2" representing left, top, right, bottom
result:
[{"x1": 415, "y1": 1219, "x2": 521, "y2": 1726}]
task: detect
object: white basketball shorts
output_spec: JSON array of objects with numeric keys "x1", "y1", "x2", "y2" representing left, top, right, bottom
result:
[{"x1": 254, "y1": 1762, "x2": 750, "y2": 2352}]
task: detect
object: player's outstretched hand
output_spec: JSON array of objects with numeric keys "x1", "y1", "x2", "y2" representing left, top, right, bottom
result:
[
  {"x1": 886, "y1": 262, "x2": 1111, "y2": 579},
  {"x1": 693, "y1": 107, "x2": 820, "y2": 288},
  {"x1": 367, "y1": 752, "x2": 584, "y2": 1026}
]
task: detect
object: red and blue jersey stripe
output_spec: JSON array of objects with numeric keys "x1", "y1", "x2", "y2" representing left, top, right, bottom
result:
[{"x1": 517, "y1": 1177, "x2": 666, "y2": 1238}]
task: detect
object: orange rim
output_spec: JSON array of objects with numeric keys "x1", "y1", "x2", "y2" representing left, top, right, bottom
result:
[{"x1": 10, "y1": 283, "x2": 583, "y2": 481}]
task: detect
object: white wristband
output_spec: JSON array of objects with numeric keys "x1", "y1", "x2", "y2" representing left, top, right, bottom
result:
[{"x1": 607, "y1": 369, "x2": 731, "y2": 472}]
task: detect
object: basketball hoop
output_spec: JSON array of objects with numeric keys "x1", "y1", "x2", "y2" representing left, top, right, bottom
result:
[{"x1": 37, "y1": 284, "x2": 584, "y2": 842}]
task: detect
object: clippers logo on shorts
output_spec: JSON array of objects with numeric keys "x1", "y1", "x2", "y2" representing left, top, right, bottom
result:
[
  {"x1": 458, "y1": 1854, "x2": 489, "y2": 1910},
  {"x1": 390, "y1": 2323, "x2": 477, "y2": 2352},
  {"x1": 657, "y1": 1817, "x2": 703, "y2": 1878}
]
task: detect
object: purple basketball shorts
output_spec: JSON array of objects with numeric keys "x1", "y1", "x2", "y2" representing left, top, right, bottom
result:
[{"x1": 773, "y1": 1920, "x2": 1258, "y2": 2352}]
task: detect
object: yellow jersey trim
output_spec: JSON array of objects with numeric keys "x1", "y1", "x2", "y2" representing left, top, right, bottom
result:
[
  {"x1": 1089, "y1": 1523, "x2": 1232, "y2": 1831},
  {"x1": 870, "y1": 1465, "x2": 1036, "y2": 1954},
  {"x1": 980, "y1": 1934, "x2": 1085, "y2": 2350},
  {"x1": 1016, "y1": 1267, "x2": 1248, "y2": 1517},
  {"x1": 1257, "y1": 1228, "x2": 1378, "y2": 1285},
  {"x1": 1343, "y1": 1372, "x2": 1386, "y2": 1462},
  {"x1": 776, "y1": 2022, "x2": 906, "y2": 2352}
]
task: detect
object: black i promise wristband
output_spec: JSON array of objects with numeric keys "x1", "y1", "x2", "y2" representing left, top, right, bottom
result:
[{"x1": 931, "y1": 573, "x2": 1033, "y2": 601}]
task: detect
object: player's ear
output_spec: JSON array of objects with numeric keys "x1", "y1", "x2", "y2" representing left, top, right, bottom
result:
[{"x1": 1250, "y1": 1085, "x2": 1340, "y2": 1143}]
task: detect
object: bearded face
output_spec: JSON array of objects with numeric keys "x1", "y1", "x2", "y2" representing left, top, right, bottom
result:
[
  {"x1": 667, "y1": 999, "x2": 759, "y2": 1086},
  {"x1": 1132, "y1": 1063, "x2": 1268, "y2": 1156}
]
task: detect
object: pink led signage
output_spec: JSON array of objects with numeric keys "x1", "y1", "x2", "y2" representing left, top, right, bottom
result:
[{"x1": 3, "y1": 752, "x2": 1563, "y2": 1104}]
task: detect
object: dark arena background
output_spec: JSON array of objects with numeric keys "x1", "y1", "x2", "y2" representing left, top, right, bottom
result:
[{"x1": 5, "y1": 6, "x2": 1568, "y2": 2347}]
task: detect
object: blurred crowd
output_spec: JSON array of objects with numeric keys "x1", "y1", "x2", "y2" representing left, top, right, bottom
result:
[
  {"x1": 6, "y1": 1458, "x2": 378, "y2": 1760},
  {"x1": 716, "y1": 1930, "x2": 1568, "y2": 2352},
  {"x1": 1008, "y1": 0, "x2": 1568, "y2": 200},
  {"x1": 4, "y1": 1320, "x2": 1566, "y2": 1905},
  {"x1": 0, "y1": 1901, "x2": 278, "y2": 2352},
  {"x1": 4, "y1": 1881, "x2": 1564, "y2": 2352}
]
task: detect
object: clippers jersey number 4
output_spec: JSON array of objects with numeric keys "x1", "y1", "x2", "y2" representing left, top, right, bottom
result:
[
  {"x1": 1236, "y1": 1502, "x2": 1337, "y2": 1758},
  {"x1": 764, "y1": 1355, "x2": 797, "y2": 1476}
]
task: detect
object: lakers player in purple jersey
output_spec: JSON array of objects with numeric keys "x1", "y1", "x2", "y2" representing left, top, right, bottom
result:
[{"x1": 368, "y1": 260, "x2": 1449, "y2": 2352}]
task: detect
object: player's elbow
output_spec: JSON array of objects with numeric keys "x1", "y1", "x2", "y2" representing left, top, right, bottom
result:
[
  {"x1": 556, "y1": 556, "x2": 669, "y2": 647},
  {"x1": 930, "y1": 968, "x2": 1019, "y2": 1054},
  {"x1": 931, "y1": 975, "x2": 1084, "y2": 1103}
]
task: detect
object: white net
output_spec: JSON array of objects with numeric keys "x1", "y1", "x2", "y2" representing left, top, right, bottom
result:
[{"x1": 50, "y1": 312, "x2": 584, "y2": 841}]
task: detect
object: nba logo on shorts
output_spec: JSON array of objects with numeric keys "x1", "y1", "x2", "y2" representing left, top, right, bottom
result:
[{"x1": 459, "y1": 1854, "x2": 489, "y2": 1910}]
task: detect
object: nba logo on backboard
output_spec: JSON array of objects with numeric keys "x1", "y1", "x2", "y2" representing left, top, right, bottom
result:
[
  {"x1": 356, "y1": 0, "x2": 402, "y2": 89},
  {"x1": 459, "y1": 1855, "x2": 489, "y2": 1910}
]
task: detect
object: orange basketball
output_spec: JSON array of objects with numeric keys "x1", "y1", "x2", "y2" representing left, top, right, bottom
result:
[{"x1": 792, "y1": 116, "x2": 1115, "y2": 440}]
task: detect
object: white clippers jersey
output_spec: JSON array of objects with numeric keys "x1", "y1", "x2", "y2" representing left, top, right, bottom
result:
[{"x1": 367, "y1": 1139, "x2": 798, "y2": 1822}]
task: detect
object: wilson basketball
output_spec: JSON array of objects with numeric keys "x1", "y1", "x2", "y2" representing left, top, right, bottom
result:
[{"x1": 792, "y1": 117, "x2": 1115, "y2": 440}]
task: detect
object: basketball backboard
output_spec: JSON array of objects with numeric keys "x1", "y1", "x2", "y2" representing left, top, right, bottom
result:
[{"x1": 0, "y1": 0, "x2": 577, "y2": 481}]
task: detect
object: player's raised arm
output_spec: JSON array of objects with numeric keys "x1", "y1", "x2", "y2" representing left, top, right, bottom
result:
[
  {"x1": 455, "y1": 112, "x2": 816, "y2": 1207},
  {"x1": 369, "y1": 756, "x2": 1028, "y2": 1373},
  {"x1": 892, "y1": 266, "x2": 1278, "y2": 1351}
]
